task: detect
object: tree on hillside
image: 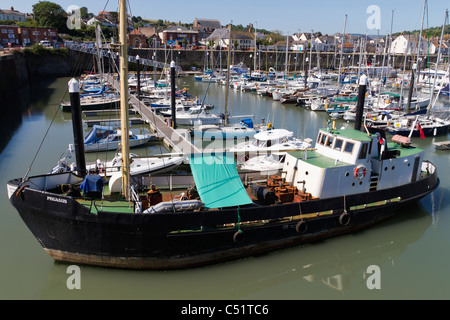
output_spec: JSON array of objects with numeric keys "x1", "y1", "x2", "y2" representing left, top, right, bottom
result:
[
  {"x1": 80, "y1": 7, "x2": 94, "y2": 19},
  {"x1": 32, "y1": 1, "x2": 68, "y2": 32}
]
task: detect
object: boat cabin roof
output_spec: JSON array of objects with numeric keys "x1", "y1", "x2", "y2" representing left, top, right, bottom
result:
[
  {"x1": 286, "y1": 128, "x2": 423, "y2": 168},
  {"x1": 324, "y1": 128, "x2": 373, "y2": 142},
  {"x1": 254, "y1": 129, "x2": 293, "y2": 141}
]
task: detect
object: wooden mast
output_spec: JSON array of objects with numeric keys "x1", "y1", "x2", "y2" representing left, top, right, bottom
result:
[{"x1": 119, "y1": 0, "x2": 130, "y2": 199}]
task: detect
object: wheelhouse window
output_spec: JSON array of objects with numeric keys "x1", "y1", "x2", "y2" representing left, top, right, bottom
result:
[
  {"x1": 320, "y1": 133, "x2": 327, "y2": 145},
  {"x1": 358, "y1": 143, "x2": 368, "y2": 159},
  {"x1": 344, "y1": 141, "x2": 354, "y2": 154},
  {"x1": 325, "y1": 136, "x2": 334, "y2": 148},
  {"x1": 316, "y1": 132, "x2": 322, "y2": 144},
  {"x1": 334, "y1": 138, "x2": 344, "y2": 151}
]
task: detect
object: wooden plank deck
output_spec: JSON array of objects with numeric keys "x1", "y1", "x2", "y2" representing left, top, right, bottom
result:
[{"x1": 106, "y1": 74, "x2": 201, "y2": 155}]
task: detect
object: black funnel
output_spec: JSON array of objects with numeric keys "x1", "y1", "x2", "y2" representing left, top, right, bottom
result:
[{"x1": 354, "y1": 74, "x2": 367, "y2": 132}]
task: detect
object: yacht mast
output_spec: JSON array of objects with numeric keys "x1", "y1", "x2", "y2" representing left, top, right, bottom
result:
[
  {"x1": 427, "y1": 9, "x2": 448, "y2": 115},
  {"x1": 119, "y1": 0, "x2": 130, "y2": 200},
  {"x1": 337, "y1": 14, "x2": 347, "y2": 88},
  {"x1": 224, "y1": 23, "x2": 232, "y2": 125}
]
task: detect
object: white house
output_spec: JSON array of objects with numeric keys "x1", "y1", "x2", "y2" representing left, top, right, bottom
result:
[
  {"x1": 0, "y1": 7, "x2": 25, "y2": 22},
  {"x1": 206, "y1": 28, "x2": 254, "y2": 50},
  {"x1": 390, "y1": 34, "x2": 436, "y2": 55}
]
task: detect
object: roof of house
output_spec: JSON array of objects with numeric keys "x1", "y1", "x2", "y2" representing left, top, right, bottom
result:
[
  {"x1": 338, "y1": 42, "x2": 354, "y2": 48},
  {"x1": 129, "y1": 29, "x2": 145, "y2": 36},
  {"x1": 138, "y1": 26, "x2": 157, "y2": 37},
  {"x1": 163, "y1": 25, "x2": 197, "y2": 33},
  {"x1": 193, "y1": 18, "x2": 221, "y2": 29},
  {"x1": 207, "y1": 28, "x2": 254, "y2": 40},
  {"x1": 0, "y1": 7, "x2": 25, "y2": 15},
  {"x1": 207, "y1": 28, "x2": 229, "y2": 40}
]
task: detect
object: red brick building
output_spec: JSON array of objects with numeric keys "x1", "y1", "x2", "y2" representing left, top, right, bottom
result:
[
  {"x1": 161, "y1": 26, "x2": 199, "y2": 48},
  {"x1": 0, "y1": 25, "x2": 20, "y2": 46},
  {"x1": 128, "y1": 29, "x2": 147, "y2": 48},
  {"x1": 0, "y1": 25, "x2": 57, "y2": 46},
  {"x1": 22, "y1": 27, "x2": 58, "y2": 45}
]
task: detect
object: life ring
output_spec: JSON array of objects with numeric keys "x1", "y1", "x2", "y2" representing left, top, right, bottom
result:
[
  {"x1": 354, "y1": 165, "x2": 367, "y2": 179},
  {"x1": 295, "y1": 220, "x2": 307, "y2": 233}
]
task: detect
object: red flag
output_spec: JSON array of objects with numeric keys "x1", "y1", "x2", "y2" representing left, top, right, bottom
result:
[{"x1": 417, "y1": 122, "x2": 426, "y2": 139}]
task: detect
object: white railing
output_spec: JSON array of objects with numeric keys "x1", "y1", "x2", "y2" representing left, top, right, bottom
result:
[{"x1": 66, "y1": 43, "x2": 181, "y2": 72}]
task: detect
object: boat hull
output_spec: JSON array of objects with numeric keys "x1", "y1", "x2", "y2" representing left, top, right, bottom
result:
[
  {"x1": 7, "y1": 165, "x2": 439, "y2": 270},
  {"x1": 61, "y1": 98, "x2": 121, "y2": 112},
  {"x1": 387, "y1": 124, "x2": 450, "y2": 137},
  {"x1": 84, "y1": 136, "x2": 152, "y2": 152}
]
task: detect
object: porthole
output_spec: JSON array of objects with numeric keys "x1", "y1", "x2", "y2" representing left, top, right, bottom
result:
[
  {"x1": 384, "y1": 167, "x2": 388, "y2": 171},
  {"x1": 345, "y1": 172, "x2": 350, "y2": 177},
  {"x1": 392, "y1": 166, "x2": 395, "y2": 170},
  {"x1": 352, "y1": 182, "x2": 355, "y2": 187},
  {"x1": 305, "y1": 171, "x2": 309, "y2": 175}
]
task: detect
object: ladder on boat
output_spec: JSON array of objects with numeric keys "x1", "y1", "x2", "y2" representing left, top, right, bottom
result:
[{"x1": 369, "y1": 173, "x2": 379, "y2": 191}]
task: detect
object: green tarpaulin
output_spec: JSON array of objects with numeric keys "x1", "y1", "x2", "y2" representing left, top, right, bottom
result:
[{"x1": 189, "y1": 153, "x2": 252, "y2": 209}]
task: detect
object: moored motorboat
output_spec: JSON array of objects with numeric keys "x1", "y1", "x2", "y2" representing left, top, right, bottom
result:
[
  {"x1": 83, "y1": 125, "x2": 154, "y2": 152},
  {"x1": 386, "y1": 115, "x2": 450, "y2": 137},
  {"x1": 229, "y1": 129, "x2": 313, "y2": 157},
  {"x1": 433, "y1": 140, "x2": 450, "y2": 150}
]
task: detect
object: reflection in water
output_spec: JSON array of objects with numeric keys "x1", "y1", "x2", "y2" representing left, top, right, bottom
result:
[
  {"x1": 1, "y1": 76, "x2": 449, "y2": 300},
  {"x1": 0, "y1": 84, "x2": 30, "y2": 153}
]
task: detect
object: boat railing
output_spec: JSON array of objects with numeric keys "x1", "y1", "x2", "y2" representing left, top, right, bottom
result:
[{"x1": 421, "y1": 160, "x2": 436, "y2": 175}]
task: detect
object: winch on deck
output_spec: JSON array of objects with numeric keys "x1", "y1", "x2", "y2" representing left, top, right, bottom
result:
[{"x1": 250, "y1": 175, "x2": 312, "y2": 205}]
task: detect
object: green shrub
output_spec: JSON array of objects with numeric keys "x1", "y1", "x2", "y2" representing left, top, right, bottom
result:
[{"x1": 24, "y1": 44, "x2": 49, "y2": 56}]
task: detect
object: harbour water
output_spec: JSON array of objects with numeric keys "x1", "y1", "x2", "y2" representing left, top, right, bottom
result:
[{"x1": 0, "y1": 75, "x2": 449, "y2": 300}]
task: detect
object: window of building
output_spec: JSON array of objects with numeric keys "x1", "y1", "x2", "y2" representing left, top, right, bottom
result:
[
  {"x1": 1, "y1": 29, "x2": 7, "y2": 34},
  {"x1": 8, "y1": 29, "x2": 14, "y2": 34}
]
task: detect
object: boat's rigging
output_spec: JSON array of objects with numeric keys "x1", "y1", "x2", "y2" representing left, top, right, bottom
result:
[{"x1": 23, "y1": 90, "x2": 67, "y2": 181}]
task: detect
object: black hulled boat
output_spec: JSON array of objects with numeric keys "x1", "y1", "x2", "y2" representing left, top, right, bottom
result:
[{"x1": 6, "y1": 2, "x2": 440, "y2": 270}]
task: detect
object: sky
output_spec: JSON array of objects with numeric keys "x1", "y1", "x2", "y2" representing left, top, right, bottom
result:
[{"x1": 6, "y1": 0, "x2": 449, "y2": 35}]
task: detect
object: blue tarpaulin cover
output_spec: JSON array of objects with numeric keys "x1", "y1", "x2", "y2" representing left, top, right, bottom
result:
[
  {"x1": 240, "y1": 118, "x2": 254, "y2": 128},
  {"x1": 84, "y1": 125, "x2": 115, "y2": 144},
  {"x1": 189, "y1": 153, "x2": 252, "y2": 209},
  {"x1": 80, "y1": 175, "x2": 105, "y2": 194}
]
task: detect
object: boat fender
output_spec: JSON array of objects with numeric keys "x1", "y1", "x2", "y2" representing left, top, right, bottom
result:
[
  {"x1": 354, "y1": 165, "x2": 367, "y2": 179},
  {"x1": 339, "y1": 211, "x2": 351, "y2": 226},
  {"x1": 15, "y1": 184, "x2": 29, "y2": 198},
  {"x1": 295, "y1": 220, "x2": 307, "y2": 233},
  {"x1": 233, "y1": 230, "x2": 244, "y2": 243}
]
